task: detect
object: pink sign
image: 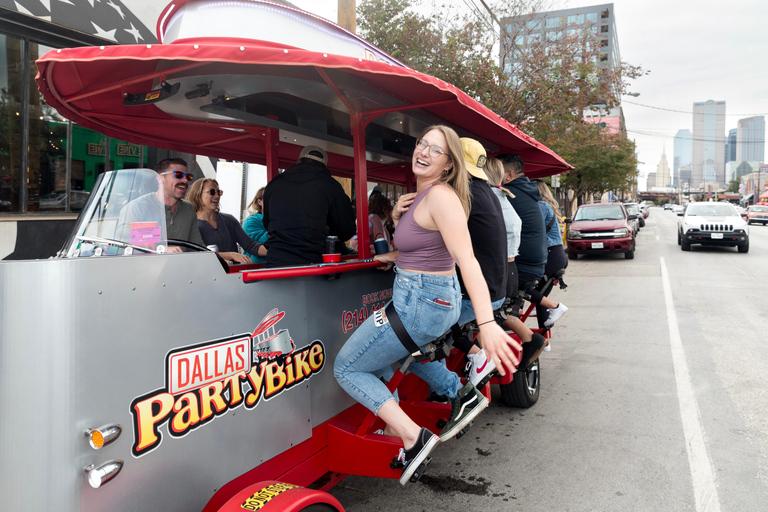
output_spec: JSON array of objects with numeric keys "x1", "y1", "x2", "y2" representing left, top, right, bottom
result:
[{"x1": 130, "y1": 222, "x2": 161, "y2": 246}]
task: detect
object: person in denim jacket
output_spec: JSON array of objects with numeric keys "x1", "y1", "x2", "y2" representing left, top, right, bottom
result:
[{"x1": 334, "y1": 125, "x2": 521, "y2": 485}]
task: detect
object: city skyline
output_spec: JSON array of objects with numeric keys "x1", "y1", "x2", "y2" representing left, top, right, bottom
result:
[{"x1": 289, "y1": 0, "x2": 768, "y2": 182}]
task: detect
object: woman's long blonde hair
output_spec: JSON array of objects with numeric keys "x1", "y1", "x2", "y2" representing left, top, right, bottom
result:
[
  {"x1": 247, "y1": 186, "x2": 266, "y2": 215},
  {"x1": 484, "y1": 157, "x2": 514, "y2": 198},
  {"x1": 420, "y1": 125, "x2": 471, "y2": 218},
  {"x1": 535, "y1": 179, "x2": 560, "y2": 217}
]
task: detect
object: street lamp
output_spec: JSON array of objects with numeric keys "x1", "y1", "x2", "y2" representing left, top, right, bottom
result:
[{"x1": 626, "y1": 92, "x2": 640, "y2": 97}]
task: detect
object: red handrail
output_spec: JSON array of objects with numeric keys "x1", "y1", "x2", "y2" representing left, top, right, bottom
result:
[{"x1": 242, "y1": 259, "x2": 385, "y2": 282}]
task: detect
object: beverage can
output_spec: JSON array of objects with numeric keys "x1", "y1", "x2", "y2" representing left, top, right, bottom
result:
[
  {"x1": 324, "y1": 236, "x2": 340, "y2": 254},
  {"x1": 374, "y1": 237, "x2": 390, "y2": 255}
]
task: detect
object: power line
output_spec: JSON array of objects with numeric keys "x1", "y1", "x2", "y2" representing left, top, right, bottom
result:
[{"x1": 623, "y1": 100, "x2": 768, "y2": 117}]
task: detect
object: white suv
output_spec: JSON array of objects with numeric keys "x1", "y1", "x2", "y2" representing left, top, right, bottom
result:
[{"x1": 678, "y1": 202, "x2": 749, "y2": 253}]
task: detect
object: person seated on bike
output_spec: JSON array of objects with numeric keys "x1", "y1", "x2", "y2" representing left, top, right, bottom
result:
[
  {"x1": 116, "y1": 158, "x2": 205, "y2": 252},
  {"x1": 530, "y1": 179, "x2": 568, "y2": 330},
  {"x1": 498, "y1": 153, "x2": 550, "y2": 367},
  {"x1": 242, "y1": 187, "x2": 268, "y2": 263},
  {"x1": 188, "y1": 178, "x2": 266, "y2": 264},
  {"x1": 433, "y1": 140, "x2": 523, "y2": 392},
  {"x1": 481, "y1": 157, "x2": 547, "y2": 371},
  {"x1": 333, "y1": 126, "x2": 519, "y2": 485},
  {"x1": 262, "y1": 145, "x2": 356, "y2": 267}
]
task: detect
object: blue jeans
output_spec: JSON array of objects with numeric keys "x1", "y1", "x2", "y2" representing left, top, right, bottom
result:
[
  {"x1": 334, "y1": 268, "x2": 463, "y2": 414},
  {"x1": 456, "y1": 297, "x2": 506, "y2": 326}
]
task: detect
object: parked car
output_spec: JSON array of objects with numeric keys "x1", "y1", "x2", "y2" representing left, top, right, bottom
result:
[
  {"x1": 625, "y1": 203, "x2": 644, "y2": 228},
  {"x1": 663, "y1": 203, "x2": 676, "y2": 211},
  {"x1": 566, "y1": 203, "x2": 636, "y2": 260},
  {"x1": 673, "y1": 204, "x2": 685, "y2": 216},
  {"x1": 678, "y1": 201, "x2": 749, "y2": 253},
  {"x1": 745, "y1": 205, "x2": 768, "y2": 225},
  {"x1": 639, "y1": 203, "x2": 649, "y2": 218}
]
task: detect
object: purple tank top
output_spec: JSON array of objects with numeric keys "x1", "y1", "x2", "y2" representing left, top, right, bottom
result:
[{"x1": 394, "y1": 185, "x2": 456, "y2": 272}]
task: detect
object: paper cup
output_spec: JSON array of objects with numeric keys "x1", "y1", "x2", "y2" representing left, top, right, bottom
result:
[{"x1": 322, "y1": 253, "x2": 341, "y2": 263}]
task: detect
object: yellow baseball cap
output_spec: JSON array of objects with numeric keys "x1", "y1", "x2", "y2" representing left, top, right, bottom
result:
[{"x1": 460, "y1": 137, "x2": 488, "y2": 181}]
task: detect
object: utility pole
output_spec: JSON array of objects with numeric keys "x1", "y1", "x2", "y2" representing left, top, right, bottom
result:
[
  {"x1": 335, "y1": 0, "x2": 356, "y2": 200},
  {"x1": 338, "y1": 0, "x2": 356, "y2": 33}
]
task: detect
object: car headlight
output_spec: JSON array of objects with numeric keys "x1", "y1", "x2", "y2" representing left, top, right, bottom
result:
[
  {"x1": 567, "y1": 230, "x2": 581, "y2": 240},
  {"x1": 613, "y1": 228, "x2": 628, "y2": 237}
]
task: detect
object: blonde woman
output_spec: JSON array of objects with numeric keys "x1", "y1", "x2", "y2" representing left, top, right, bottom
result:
[
  {"x1": 243, "y1": 187, "x2": 268, "y2": 262},
  {"x1": 532, "y1": 179, "x2": 568, "y2": 328},
  {"x1": 188, "y1": 178, "x2": 266, "y2": 264},
  {"x1": 334, "y1": 126, "x2": 520, "y2": 485}
]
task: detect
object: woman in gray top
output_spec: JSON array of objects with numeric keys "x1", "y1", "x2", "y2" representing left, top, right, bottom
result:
[{"x1": 188, "y1": 178, "x2": 265, "y2": 264}]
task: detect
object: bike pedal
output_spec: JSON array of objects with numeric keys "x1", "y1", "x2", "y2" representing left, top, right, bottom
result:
[
  {"x1": 409, "y1": 457, "x2": 432, "y2": 482},
  {"x1": 455, "y1": 423, "x2": 472, "y2": 439}
]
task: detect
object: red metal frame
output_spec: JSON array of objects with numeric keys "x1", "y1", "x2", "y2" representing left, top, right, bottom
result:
[{"x1": 242, "y1": 260, "x2": 382, "y2": 282}]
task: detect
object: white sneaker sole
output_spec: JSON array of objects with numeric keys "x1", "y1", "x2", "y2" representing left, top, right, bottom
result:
[
  {"x1": 439, "y1": 392, "x2": 489, "y2": 441},
  {"x1": 399, "y1": 433, "x2": 440, "y2": 485}
]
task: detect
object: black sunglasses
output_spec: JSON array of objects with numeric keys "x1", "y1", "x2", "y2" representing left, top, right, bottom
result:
[
  {"x1": 205, "y1": 189, "x2": 224, "y2": 196},
  {"x1": 160, "y1": 170, "x2": 195, "y2": 181}
]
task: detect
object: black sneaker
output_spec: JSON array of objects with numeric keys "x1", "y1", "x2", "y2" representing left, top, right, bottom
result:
[
  {"x1": 519, "y1": 333, "x2": 546, "y2": 369},
  {"x1": 391, "y1": 428, "x2": 440, "y2": 485},
  {"x1": 439, "y1": 381, "x2": 488, "y2": 441}
]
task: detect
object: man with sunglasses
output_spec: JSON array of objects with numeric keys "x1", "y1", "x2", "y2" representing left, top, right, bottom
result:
[{"x1": 117, "y1": 158, "x2": 205, "y2": 252}]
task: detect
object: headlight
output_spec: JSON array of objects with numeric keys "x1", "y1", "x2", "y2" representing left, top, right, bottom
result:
[
  {"x1": 567, "y1": 230, "x2": 581, "y2": 239},
  {"x1": 613, "y1": 228, "x2": 628, "y2": 237}
]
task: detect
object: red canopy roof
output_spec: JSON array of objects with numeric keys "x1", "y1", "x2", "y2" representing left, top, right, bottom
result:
[{"x1": 36, "y1": 40, "x2": 571, "y2": 183}]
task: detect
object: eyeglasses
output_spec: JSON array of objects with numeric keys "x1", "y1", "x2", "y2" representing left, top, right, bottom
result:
[
  {"x1": 160, "y1": 170, "x2": 195, "y2": 181},
  {"x1": 415, "y1": 138, "x2": 446, "y2": 157},
  {"x1": 205, "y1": 189, "x2": 224, "y2": 196}
]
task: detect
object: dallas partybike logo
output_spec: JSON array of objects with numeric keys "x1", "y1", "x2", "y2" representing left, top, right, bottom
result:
[{"x1": 130, "y1": 309, "x2": 325, "y2": 457}]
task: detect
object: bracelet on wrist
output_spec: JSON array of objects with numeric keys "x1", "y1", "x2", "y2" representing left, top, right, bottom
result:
[{"x1": 477, "y1": 319, "x2": 496, "y2": 327}]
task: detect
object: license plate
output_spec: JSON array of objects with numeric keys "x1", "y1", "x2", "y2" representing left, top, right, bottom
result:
[
  {"x1": 711, "y1": 233, "x2": 723, "y2": 239},
  {"x1": 591, "y1": 242, "x2": 604, "y2": 249}
]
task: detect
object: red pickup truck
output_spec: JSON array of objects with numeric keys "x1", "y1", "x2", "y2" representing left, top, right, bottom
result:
[{"x1": 565, "y1": 203, "x2": 637, "y2": 260}]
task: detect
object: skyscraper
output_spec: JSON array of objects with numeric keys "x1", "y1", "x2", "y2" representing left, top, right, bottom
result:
[
  {"x1": 656, "y1": 145, "x2": 671, "y2": 188},
  {"x1": 725, "y1": 128, "x2": 737, "y2": 163},
  {"x1": 692, "y1": 100, "x2": 725, "y2": 189},
  {"x1": 736, "y1": 116, "x2": 765, "y2": 163},
  {"x1": 673, "y1": 129, "x2": 692, "y2": 187}
]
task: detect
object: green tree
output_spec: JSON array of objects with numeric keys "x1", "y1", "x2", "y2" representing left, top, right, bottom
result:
[
  {"x1": 357, "y1": 0, "x2": 642, "y2": 204},
  {"x1": 726, "y1": 179, "x2": 740, "y2": 193}
]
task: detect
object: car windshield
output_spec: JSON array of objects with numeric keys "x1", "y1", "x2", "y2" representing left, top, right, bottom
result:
[
  {"x1": 750, "y1": 206, "x2": 768, "y2": 212},
  {"x1": 686, "y1": 203, "x2": 736, "y2": 217},
  {"x1": 574, "y1": 205, "x2": 624, "y2": 221}
]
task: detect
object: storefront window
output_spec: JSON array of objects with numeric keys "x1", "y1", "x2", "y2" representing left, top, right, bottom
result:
[{"x1": 0, "y1": 34, "x2": 24, "y2": 213}]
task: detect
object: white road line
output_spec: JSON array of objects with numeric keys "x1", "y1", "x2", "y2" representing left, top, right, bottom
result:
[{"x1": 660, "y1": 257, "x2": 721, "y2": 512}]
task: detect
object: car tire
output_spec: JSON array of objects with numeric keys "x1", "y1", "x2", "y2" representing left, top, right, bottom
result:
[
  {"x1": 677, "y1": 230, "x2": 681, "y2": 245},
  {"x1": 681, "y1": 239, "x2": 691, "y2": 251},
  {"x1": 738, "y1": 241, "x2": 749, "y2": 253},
  {"x1": 625, "y1": 246, "x2": 635, "y2": 259},
  {"x1": 639, "y1": 218, "x2": 645, "y2": 227},
  {"x1": 568, "y1": 251, "x2": 578, "y2": 260},
  {"x1": 500, "y1": 359, "x2": 540, "y2": 408}
]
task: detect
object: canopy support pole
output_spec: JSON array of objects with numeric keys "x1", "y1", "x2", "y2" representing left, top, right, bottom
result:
[{"x1": 351, "y1": 111, "x2": 370, "y2": 260}]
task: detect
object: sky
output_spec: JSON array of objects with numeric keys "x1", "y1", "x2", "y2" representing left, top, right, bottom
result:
[{"x1": 289, "y1": 0, "x2": 768, "y2": 181}]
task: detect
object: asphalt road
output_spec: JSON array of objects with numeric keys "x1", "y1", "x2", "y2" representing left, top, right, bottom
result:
[{"x1": 328, "y1": 206, "x2": 768, "y2": 511}]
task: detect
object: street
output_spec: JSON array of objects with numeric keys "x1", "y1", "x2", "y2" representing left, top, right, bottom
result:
[{"x1": 329, "y1": 207, "x2": 768, "y2": 511}]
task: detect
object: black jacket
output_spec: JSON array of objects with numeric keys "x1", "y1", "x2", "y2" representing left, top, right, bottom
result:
[
  {"x1": 263, "y1": 160, "x2": 356, "y2": 267},
  {"x1": 504, "y1": 177, "x2": 547, "y2": 276},
  {"x1": 457, "y1": 177, "x2": 508, "y2": 302}
]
